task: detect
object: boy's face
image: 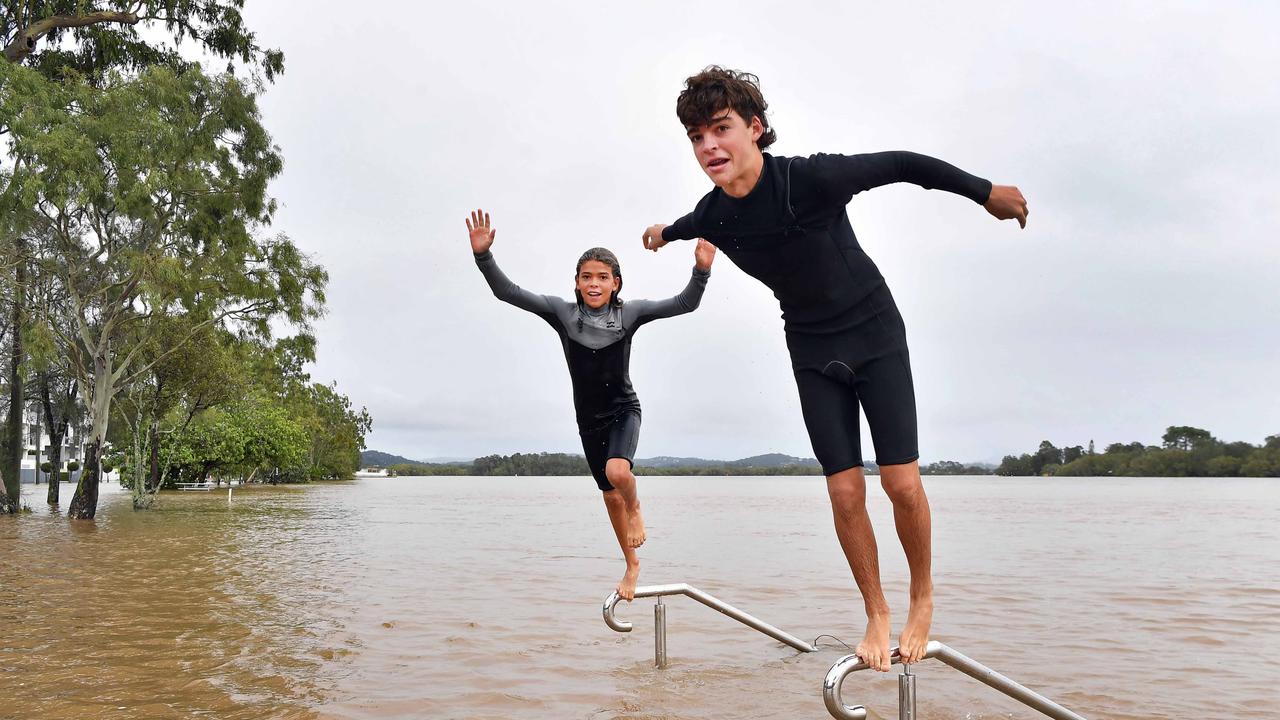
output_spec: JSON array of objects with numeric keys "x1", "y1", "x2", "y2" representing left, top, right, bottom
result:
[
  {"x1": 685, "y1": 109, "x2": 764, "y2": 189},
  {"x1": 576, "y1": 260, "x2": 619, "y2": 309}
]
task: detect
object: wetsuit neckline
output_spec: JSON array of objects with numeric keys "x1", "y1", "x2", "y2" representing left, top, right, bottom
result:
[{"x1": 720, "y1": 152, "x2": 774, "y2": 204}]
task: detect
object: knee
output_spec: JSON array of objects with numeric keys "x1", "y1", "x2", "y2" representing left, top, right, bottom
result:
[
  {"x1": 826, "y1": 471, "x2": 867, "y2": 510},
  {"x1": 604, "y1": 460, "x2": 632, "y2": 488},
  {"x1": 880, "y1": 467, "x2": 923, "y2": 504}
]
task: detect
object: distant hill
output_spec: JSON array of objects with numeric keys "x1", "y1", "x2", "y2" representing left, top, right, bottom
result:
[
  {"x1": 361, "y1": 450, "x2": 422, "y2": 467},
  {"x1": 634, "y1": 455, "x2": 719, "y2": 468},
  {"x1": 635, "y1": 453, "x2": 819, "y2": 468},
  {"x1": 376, "y1": 449, "x2": 1002, "y2": 476},
  {"x1": 726, "y1": 453, "x2": 818, "y2": 468}
]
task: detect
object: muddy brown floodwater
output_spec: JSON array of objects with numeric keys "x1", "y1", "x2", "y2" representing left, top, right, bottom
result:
[{"x1": 2, "y1": 476, "x2": 1277, "y2": 719}]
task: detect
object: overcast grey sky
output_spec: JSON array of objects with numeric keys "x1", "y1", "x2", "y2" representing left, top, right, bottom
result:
[{"x1": 240, "y1": 1, "x2": 1278, "y2": 463}]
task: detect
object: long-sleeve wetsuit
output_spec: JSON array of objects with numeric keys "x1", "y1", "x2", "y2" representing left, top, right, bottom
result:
[
  {"x1": 475, "y1": 250, "x2": 709, "y2": 426},
  {"x1": 660, "y1": 151, "x2": 991, "y2": 474},
  {"x1": 662, "y1": 151, "x2": 990, "y2": 335},
  {"x1": 475, "y1": 250, "x2": 710, "y2": 488}
]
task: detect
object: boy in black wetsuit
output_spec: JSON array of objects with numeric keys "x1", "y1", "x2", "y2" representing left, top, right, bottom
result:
[
  {"x1": 641, "y1": 68, "x2": 1028, "y2": 671},
  {"x1": 468, "y1": 209, "x2": 716, "y2": 601}
]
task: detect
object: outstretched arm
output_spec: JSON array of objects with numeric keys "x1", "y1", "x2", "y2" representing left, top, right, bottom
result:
[
  {"x1": 812, "y1": 152, "x2": 1029, "y2": 228},
  {"x1": 468, "y1": 208, "x2": 558, "y2": 316},
  {"x1": 642, "y1": 212, "x2": 698, "y2": 252},
  {"x1": 626, "y1": 239, "x2": 715, "y2": 325}
]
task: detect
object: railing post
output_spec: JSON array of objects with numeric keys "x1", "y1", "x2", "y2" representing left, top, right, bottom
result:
[
  {"x1": 654, "y1": 597, "x2": 667, "y2": 668},
  {"x1": 898, "y1": 663, "x2": 916, "y2": 720}
]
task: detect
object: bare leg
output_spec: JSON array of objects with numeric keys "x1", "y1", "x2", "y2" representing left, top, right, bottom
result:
[
  {"x1": 880, "y1": 460, "x2": 933, "y2": 664},
  {"x1": 605, "y1": 458, "x2": 645, "y2": 548},
  {"x1": 827, "y1": 467, "x2": 892, "y2": 672},
  {"x1": 602, "y1": 489, "x2": 641, "y2": 600}
]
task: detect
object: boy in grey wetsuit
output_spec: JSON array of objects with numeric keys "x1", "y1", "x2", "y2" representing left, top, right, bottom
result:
[
  {"x1": 641, "y1": 67, "x2": 1029, "y2": 670},
  {"x1": 467, "y1": 209, "x2": 716, "y2": 601}
]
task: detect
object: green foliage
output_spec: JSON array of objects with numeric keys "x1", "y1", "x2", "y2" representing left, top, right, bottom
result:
[
  {"x1": 1000, "y1": 426, "x2": 1280, "y2": 477},
  {"x1": 919, "y1": 460, "x2": 995, "y2": 475},
  {"x1": 1062, "y1": 445, "x2": 1085, "y2": 464},
  {"x1": 1161, "y1": 426, "x2": 1215, "y2": 452},
  {"x1": 1240, "y1": 446, "x2": 1280, "y2": 477},
  {"x1": 1206, "y1": 456, "x2": 1242, "y2": 476},
  {"x1": 2, "y1": 1, "x2": 284, "y2": 82},
  {"x1": 388, "y1": 454, "x2": 828, "y2": 477},
  {"x1": 123, "y1": 393, "x2": 308, "y2": 488},
  {"x1": 388, "y1": 462, "x2": 470, "y2": 477},
  {"x1": 1, "y1": 59, "x2": 327, "y2": 517},
  {"x1": 472, "y1": 452, "x2": 590, "y2": 476},
  {"x1": 294, "y1": 382, "x2": 371, "y2": 480}
]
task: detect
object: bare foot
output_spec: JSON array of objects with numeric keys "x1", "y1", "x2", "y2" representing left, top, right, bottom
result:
[
  {"x1": 616, "y1": 562, "x2": 640, "y2": 601},
  {"x1": 856, "y1": 612, "x2": 893, "y2": 672},
  {"x1": 898, "y1": 597, "x2": 934, "y2": 664},
  {"x1": 626, "y1": 506, "x2": 646, "y2": 548}
]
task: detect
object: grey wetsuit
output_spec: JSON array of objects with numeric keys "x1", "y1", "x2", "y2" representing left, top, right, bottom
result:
[{"x1": 475, "y1": 250, "x2": 710, "y2": 489}]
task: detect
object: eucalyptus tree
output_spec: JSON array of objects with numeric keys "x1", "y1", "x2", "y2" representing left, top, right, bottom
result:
[
  {"x1": 3, "y1": 1, "x2": 284, "y2": 512},
  {"x1": 1, "y1": 1, "x2": 282, "y2": 80},
  {"x1": 1, "y1": 61, "x2": 324, "y2": 519}
]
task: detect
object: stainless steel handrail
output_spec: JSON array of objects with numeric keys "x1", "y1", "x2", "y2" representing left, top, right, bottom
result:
[
  {"x1": 823, "y1": 640, "x2": 1089, "y2": 720},
  {"x1": 603, "y1": 583, "x2": 818, "y2": 654}
]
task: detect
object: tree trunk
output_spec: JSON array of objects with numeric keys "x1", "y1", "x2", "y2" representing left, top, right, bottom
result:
[
  {"x1": 148, "y1": 419, "x2": 160, "y2": 493},
  {"x1": 69, "y1": 349, "x2": 113, "y2": 520},
  {"x1": 32, "y1": 398, "x2": 41, "y2": 485},
  {"x1": 67, "y1": 440, "x2": 100, "y2": 519},
  {"x1": 45, "y1": 444, "x2": 62, "y2": 506},
  {"x1": 1, "y1": 237, "x2": 25, "y2": 513},
  {"x1": 40, "y1": 373, "x2": 71, "y2": 506}
]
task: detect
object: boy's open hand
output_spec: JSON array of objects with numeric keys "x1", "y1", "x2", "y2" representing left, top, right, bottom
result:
[
  {"x1": 694, "y1": 238, "x2": 716, "y2": 271},
  {"x1": 467, "y1": 208, "x2": 496, "y2": 254},
  {"x1": 642, "y1": 223, "x2": 669, "y2": 252},
  {"x1": 984, "y1": 185, "x2": 1029, "y2": 228}
]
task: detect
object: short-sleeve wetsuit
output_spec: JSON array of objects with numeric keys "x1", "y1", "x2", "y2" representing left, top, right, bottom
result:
[
  {"x1": 475, "y1": 250, "x2": 710, "y2": 490},
  {"x1": 661, "y1": 152, "x2": 991, "y2": 474}
]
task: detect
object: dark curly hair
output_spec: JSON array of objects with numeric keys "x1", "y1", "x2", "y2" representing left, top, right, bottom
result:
[
  {"x1": 676, "y1": 66, "x2": 776, "y2": 150},
  {"x1": 574, "y1": 247, "x2": 622, "y2": 330}
]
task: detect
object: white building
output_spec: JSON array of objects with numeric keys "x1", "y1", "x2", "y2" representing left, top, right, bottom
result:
[{"x1": 16, "y1": 403, "x2": 89, "y2": 484}]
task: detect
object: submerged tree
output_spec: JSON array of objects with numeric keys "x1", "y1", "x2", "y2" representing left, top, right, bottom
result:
[
  {"x1": 2, "y1": 1, "x2": 285, "y2": 510},
  {"x1": 0, "y1": 234, "x2": 24, "y2": 511},
  {"x1": 1, "y1": 61, "x2": 324, "y2": 519}
]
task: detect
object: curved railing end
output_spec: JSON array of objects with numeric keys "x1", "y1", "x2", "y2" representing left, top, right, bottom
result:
[{"x1": 602, "y1": 590, "x2": 633, "y2": 633}]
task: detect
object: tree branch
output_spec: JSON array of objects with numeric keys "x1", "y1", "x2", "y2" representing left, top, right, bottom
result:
[
  {"x1": 4, "y1": 11, "x2": 141, "y2": 64},
  {"x1": 113, "y1": 300, "x2": 272, "y2": 388}
]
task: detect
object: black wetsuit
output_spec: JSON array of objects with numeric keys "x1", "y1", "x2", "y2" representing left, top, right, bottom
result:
[
  {"x1": 662, "y1": 151, "x2": 991, "y2": 474},
  {"x1": 475, "y1": 250, "x2": 710, "y2": 490}
]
